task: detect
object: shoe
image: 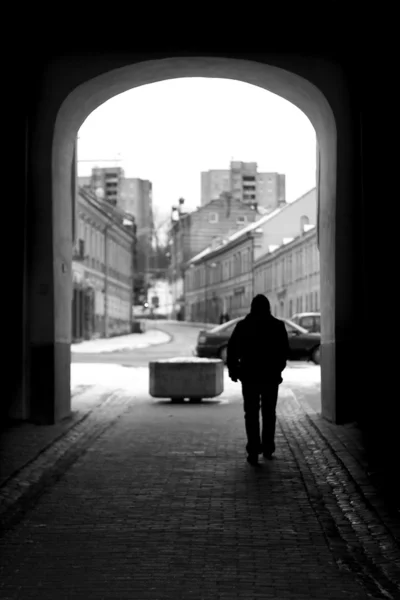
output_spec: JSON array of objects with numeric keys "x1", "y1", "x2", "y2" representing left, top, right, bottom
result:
[
  {"x1": 263, "y1": 452, "x2": 274, "y2": 460},
  {"x1": 247, "y1": 454, "x2": 260, "y2": 466}
]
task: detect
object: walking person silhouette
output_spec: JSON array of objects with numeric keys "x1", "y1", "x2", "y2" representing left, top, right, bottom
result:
[{"x1": 227, "y1": 295, "x2": 289, "y2": 466}]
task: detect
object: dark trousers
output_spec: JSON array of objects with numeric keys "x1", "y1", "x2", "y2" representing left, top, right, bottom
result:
[{"x1": 242, "y1": 380, "x2": 279, "y2": 456}]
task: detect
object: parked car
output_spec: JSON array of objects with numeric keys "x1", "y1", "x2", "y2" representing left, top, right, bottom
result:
[
  {"x1": 290, "y1": 312, "x2": 320, "y2": 333},
  {"x1": 195, "y1": 317, "x2": 321, "y2": 364}
]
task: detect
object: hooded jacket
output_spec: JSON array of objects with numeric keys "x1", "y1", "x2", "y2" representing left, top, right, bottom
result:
[{"x1": 227, "y1": 311, "x2": 289, "y2": 383}]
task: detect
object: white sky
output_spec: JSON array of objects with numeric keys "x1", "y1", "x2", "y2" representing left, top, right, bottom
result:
[{"x1": 77, "y1": 78, "x2": 316, "y2": 224}]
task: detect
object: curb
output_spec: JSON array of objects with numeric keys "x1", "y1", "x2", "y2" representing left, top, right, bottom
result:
[
  {"x1": 279, "y1": 390, "x2": 400, "y2": 597},
  {"x1": 162, "y1": 320, "x2": 218, "y2": 328},
  {"x1": 0, "y1": 389, "x2": 110, "y2": 491}
]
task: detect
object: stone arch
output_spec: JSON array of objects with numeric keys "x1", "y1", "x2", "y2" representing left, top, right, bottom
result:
[{"x1": 27, "y1": 55, "x2": 357, "y2": 426}]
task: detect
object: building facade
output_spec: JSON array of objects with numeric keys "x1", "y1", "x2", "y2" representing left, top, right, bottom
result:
[
  {"x1": 78, "y1": 169, "x2": 154, "y2": 302},
  {"x1": 201, "y1": 169, "x2": 231, "y2": 206},
  {"x1": 185, "y1": 232, "x2": 257, "y2": 323},
  {"x1": 256, "y1": 172, "x2": 286, "y2": 212},
  {"x1": 78, "y1": 169, "x2": 153, "y2": 235},
  {"x1": 184, "y1": 188, "x2": 316, "y2": 323},
  {"x1": 254, "y1": 226, "x2": 320, "y2": 319},
  {"x1": 72, "y1": 188, "x2": 135, "y2": 341},
  {"x1": 78, "y1": 166, "x2": 125, "y2": 205},
  {"x1": 169, "y1": 193, "x2": 262, "y2": 319},
  {"x1": 201, "y1": 162, "x2": 286, "y2": 210},
  {"x1": 119, "y1": 177, "x2": 154, "y2": 295},
  {"x1": 253, "y1": 188, "x2": 316, "y2": 260}
]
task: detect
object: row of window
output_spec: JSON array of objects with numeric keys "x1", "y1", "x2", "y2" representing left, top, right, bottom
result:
[
  {"x1": 76, "y1": 218, "x2": 132, "y2": 280},
  {"x1": 189, "y1": 287, "x2": 250, "y2": 322},
  {"x1": 188, "y1": 288, "x2": 320, "y2": 325},
  {"x1": 284, "y1": 291, "x2": 320, "y2": 318},
  {"x1": 208, "y1": 213, "x2": 248, "y2": 225},
  {"x1": 186, "y1": 246, "x2": 253, "y2": 291},
  {"x1": 255, "y1": 241, "x2": 319, "y2": 291}
]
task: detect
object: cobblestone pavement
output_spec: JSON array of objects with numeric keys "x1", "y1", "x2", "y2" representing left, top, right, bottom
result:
[{"x1": 0, "y1": 382, "x2": 399, "y2": 599}]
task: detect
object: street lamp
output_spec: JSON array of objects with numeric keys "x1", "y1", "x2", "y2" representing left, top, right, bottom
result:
[{"x1": 122, "y1": 217, "x2": 136, "y2": 333}]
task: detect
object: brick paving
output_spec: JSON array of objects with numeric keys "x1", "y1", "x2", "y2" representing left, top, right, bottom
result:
[
  {"x1": 0, "y1": 386, "x2": 93, "y2": 487},
  {"x1": 0, "y1": 383, "x2": 399, "y2": 599}
]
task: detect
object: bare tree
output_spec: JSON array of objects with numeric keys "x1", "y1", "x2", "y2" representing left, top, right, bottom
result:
[{"x1": 149, "y1": 206, "x2": 171, "y2": 279}]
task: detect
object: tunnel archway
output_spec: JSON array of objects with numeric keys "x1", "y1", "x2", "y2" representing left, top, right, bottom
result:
[{"x1": 25, "y1": 54, "x2": 360, "y2": 426}]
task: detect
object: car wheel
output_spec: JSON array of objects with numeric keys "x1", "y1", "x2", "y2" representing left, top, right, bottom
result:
[
  {"x1": 220, "y1": 346, "x2": 228, "y2": 364},
  {"x1": 311, "y1": 346, "x2": 320, "y2": 365}
]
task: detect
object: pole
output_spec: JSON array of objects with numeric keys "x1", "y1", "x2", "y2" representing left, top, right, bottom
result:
[
  {"x1": 104, "y1": 226, "x2": 109, "y2": 337},
  {"x1": 204, "y1": 265, "x2": 208, "y2": 323},
  {"x1": 251, "y1": 234, "x2": 255, "y2": 300},
  {"x1": 130, "y1": 236, "x2": 135, "y2": 332}
]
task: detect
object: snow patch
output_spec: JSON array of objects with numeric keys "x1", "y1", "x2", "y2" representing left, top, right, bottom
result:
[{"x1": 71, "y1": 330, "x2": 170, "y2": 354}]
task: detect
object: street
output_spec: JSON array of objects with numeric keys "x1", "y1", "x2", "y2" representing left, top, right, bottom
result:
[
  {"x1": 71, "y1": 320, "x2": 204, "y2": 366},
  {"x1": 1, "y1": 322, "x2": 399, "y2": 599},
  {"x1": 71, "y1": 320, "x2": 322, "y2": 414}
]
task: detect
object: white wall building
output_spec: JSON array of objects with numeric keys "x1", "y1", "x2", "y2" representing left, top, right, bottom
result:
[
  {"x1": 254, "y1": 225, "x2": 320, "y2": 319},
  {"x1": 185, "y1": 187, "x2": 317, "y2": 323}
]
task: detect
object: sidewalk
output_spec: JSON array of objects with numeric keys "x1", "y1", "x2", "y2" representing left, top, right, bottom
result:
[
  {"x1": 71, "y1": 328, "x2": 171, "y2": 354},
  {"x1": 1, "y1": 370, "x2": 399, "y2": 598},
  {"x1": 161, "y1": 319, "x2": 219, "y2": 328}
]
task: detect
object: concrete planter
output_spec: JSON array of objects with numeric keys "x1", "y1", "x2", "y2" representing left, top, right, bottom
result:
[{"x1": 149, "y1": 357, "x2": 224, "y2": 402}]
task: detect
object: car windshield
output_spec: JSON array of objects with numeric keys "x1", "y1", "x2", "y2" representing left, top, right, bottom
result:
[
  {"x1": 208, "y1": 318, "x2": 242, "y2": 334},
  {"x1": 281, "y1": 318, "x2": 310, "y2": 335}
]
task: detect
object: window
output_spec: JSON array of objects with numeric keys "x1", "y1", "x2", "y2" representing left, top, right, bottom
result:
[
  {"x1": 300, "y1": 215, "x2": 310, "y2": 231},
  {"x1": 236, "y1": 216, "x2": 247, "y2": 225},
  {"x1": 300, "y1": 316, "x2": 314, "y2": 331},
  {"x1": 78, "y1": 239, "x2": 85, "y2": 258},
  {"x1": 208, "y1": 212, "x2": 218, "y2": 223},
  {"x1": 285, "y1": 321, "x2": 300, "y2": 335},
  {"x1": 288, "y1": 254, "x2": 293, "y2": 283}
]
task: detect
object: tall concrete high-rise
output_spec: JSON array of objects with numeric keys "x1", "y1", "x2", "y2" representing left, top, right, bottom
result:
[
  {"x1": 89, "y1": 166, "x2": 124, "y2": 205},
  {"x1": 201, "y1": 162, "x2": 286, "y2": 210},
  {"x1": 119, "y1": 178, "x2": 153, "y2": 233},
  {"x1": 201, "y1": 170, "x2": 230, "y2": 206},
  {"x1": 256, "y1": 172, "x2": 286, "y2": 211},
  {"x1": 119, "y1": 178, "x2": 154, "y2": 293},
  {"x1": 78, "y1": 169, "x2": 153, "y2": 234}
]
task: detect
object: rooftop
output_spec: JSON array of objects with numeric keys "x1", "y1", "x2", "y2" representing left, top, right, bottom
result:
[
  {"x1": 255, "y1": 224, "x2": 317, "y2": 265},
  {"x1": 188, "y1": 188, "x2": 316, "y2": 265}
]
